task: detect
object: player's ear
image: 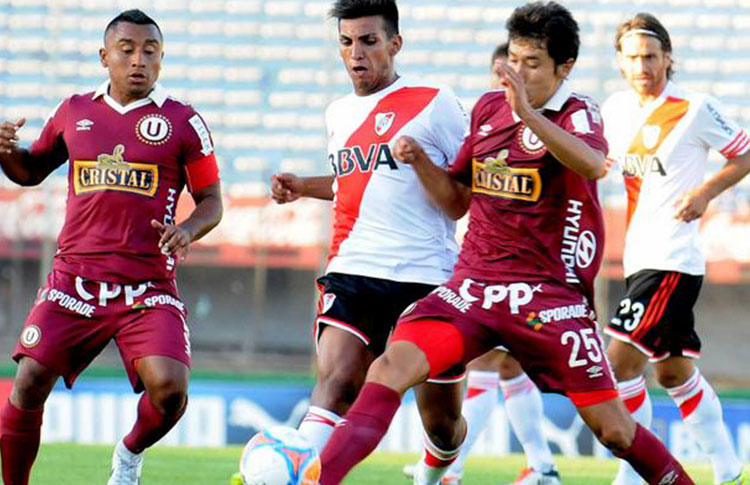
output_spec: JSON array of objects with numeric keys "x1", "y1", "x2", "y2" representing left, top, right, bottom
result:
[
  {"x1": 556, "y1": 58, "x2": 575, "y2": 79},
  {"x1": 388, "y1": 34, "x2": 402, "y2": 57},
  {"x1": 99, "y1": 47, "x2": 108, "y2": 68}
]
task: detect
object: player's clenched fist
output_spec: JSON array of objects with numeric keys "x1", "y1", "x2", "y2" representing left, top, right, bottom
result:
[
  {"x1": 393, "y1": 136, "x2": 427, "y2": 165},
  {"x1": 0, "y1": 118, "x2": 25, "y2": 155},
  {"x1": 270, "y1": 173, "x2": 304, "y2": 204},
  {"x1": 151, "y1": 219, "x2": 191, "y2": 259}
]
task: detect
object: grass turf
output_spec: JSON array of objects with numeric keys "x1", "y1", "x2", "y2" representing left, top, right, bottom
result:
[{"x1": 22, "y1": 443, "x2": 714, "y2": 484}]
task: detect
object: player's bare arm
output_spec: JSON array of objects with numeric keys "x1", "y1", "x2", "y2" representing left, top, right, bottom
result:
[
  {"x1": 0, "y1": 118, "x2": 62, "y2": 186},
  {"x1": 393, "y1": 136, "x2": 470, "y2": 220},
  {"x1": 270, "y1": 173, "x2": 334, "y2": 203},
  {"x1": 151, "y1": 181, "x2": 222, "y2": 257},
  {"x1": 497, "y1": 61, "x2": 607, "y2": 180},
  {"x1": 674, "y1": 150, "x2": 750, "y2": 222}
]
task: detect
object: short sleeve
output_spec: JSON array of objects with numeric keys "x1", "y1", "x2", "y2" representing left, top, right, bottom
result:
[
  {"x1": 697, "y1": 97, "x2": 749, "y2": 159},
  {"x1": 448, "y1": 134, "x2": 474, "y2": 186},
  {"x1": 182, "y1": 110, "x2": 220, "y2": 193},
  {"x1": 29, "y1": 98, "x2": 70, "y2": 167},
  {"x1": 560, "y1": 97, "x2": 609, "y2": 156},
  {"x1": 428, "y1": 88, "x2": 470, "y2": 167}
]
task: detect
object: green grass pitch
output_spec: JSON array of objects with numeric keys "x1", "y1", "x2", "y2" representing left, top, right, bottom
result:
[{"x1": 21, "y1": 443, "x2": 713, "y2": 484}]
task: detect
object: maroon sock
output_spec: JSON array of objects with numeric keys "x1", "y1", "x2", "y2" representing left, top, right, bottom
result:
[
  {"x1": 615, "y1": 424, "x2": 694, "y2": 485},
  {"x1": 122, "y1": 393, "x2": 186, "y2": 454},
  {"x1": 320, "y1": 382, "x2": 402, "y2": 485},
  {"x1": 1, "y1": 400, "x2": 43, "y2": 485}
]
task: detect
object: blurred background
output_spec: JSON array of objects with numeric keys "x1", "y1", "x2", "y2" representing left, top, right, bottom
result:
[{"x1": 0, "y1": 0, "x2": 749, "y2": 459}]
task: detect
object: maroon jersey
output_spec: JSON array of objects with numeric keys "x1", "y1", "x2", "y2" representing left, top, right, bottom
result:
[
  {"x1": 449, "y1": 83, "x2": 607, "y2": 302},
  {"x1": 30, "y1": 82, "x2": 219, "y2": 283}
]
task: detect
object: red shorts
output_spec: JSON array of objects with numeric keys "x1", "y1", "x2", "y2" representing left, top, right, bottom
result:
[
  {"x1": 13, "y1": 270, "x2": 191, "y2": 392},
  {"x1": 394, "y1": 276, "x2": 617, "y2": 405}
]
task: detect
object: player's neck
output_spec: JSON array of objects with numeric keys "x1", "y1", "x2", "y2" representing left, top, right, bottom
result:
[
  {"x1": 108, "y1": 84, "x2": 152, "y2": 107},
  {"x1": 636, "y1": 81, "x2": 668, "y2": 107},
  {"x1": 356, "y1": 72, "x2": 400, "y2": 97}
]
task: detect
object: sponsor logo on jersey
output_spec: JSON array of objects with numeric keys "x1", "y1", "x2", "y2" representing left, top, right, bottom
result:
[
  {"x1": 374, "y1": 112, "x2": 396, "y2": 136},
  {"x1": 45, "y1": 288, "x2": 97, "y2": 317},
  {"x1": 478, "y1": 124, "x2": 492, "y2": 137},
  {"x1": 518, "y1": 126, "x2": 547, "y2": 155},
  {"x1": 471, "y1": 157, "x2": 541, "y2": 202},
  {"x1": 538, "y1": 303, "x2": 589, "y2": 324},
  {"x1": 189, "y1": 114, "x2": 214, "y2": 155},
  {"x1": 136, "y1": 114, "x2": 172, "y2": 145},
  {"x1": 73, "y1": 145, "x2": 158, "y2": 197},
  {"x1": 20, "y1": 325, "x2": 42, "y2": 348},
  {"x1": 561, "y1": 199, "x2": 597, "y2": 284},
  {"x1": 457, "y1": 278, "x2": 542, "y2": 315},
  {"x1": 76, "y1": 119, "x2": 94, "y2": 131},
  {"x1": 330, "y1": 143, "x2": 398, "y2": 177},
  {"x1": 706, "y1": 103, "x2": 734, "y2": 137},
  {"x1": 658, "y1": 471, "x2": 678, "y2": 485},
  {"x1": 143, "y1": 294, "x2": 186, "y2": 313},
  {"x1": 525, "y1": 312, "x2": 544, "y2": 330},
  {"x1": 620, "y1": 153, "x2": 667, "y2": 177}
]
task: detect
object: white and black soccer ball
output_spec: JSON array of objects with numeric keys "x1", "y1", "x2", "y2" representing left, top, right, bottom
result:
[{"x1": 239, "y1": 426, "x2": 321, "y2": 485}]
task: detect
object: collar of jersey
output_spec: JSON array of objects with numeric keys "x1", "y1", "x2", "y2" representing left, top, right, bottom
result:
[
  {"x1": 92, "y1": 80, "x2": 168, "y2": 114},
  {"x1": 511, "y1": 80, "x2": 571, "y2": 122}
]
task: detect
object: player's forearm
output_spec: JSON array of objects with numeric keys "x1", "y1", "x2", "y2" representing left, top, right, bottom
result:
[
  {"x1": 411, "y1": 154, "x2": 471, "y2": 220},
  {"x1": 699, "y1": 152, "x2": 750, "y2": 201},
  {"x1": 521, "y1": 111, "x2": 607, "y2": 180},
  {"x1": 301, "y1": 175, "x2": 335, "y2": 200},
  {"x1": 0, "y1": 149, "x2": 45, "y2": 186},
  {"x1": 180, "y1": 185, "x2": 223, "y2": 243}
]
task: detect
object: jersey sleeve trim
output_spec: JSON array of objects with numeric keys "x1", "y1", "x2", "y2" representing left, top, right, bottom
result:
[
  {"x1": 185, "y1": 153, "x2": 220, "y2": 193},
  {"x1": 720, "y1": 130, "x2": 750, "y2": 158}
]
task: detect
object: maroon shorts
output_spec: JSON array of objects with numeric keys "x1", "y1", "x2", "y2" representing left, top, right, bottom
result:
[
  {"x1": 394, "y1": 276, "x2": 618, "y2": 406},
  {"x1": 13, "y1": 270, "x2": 191, "y2": 391}
]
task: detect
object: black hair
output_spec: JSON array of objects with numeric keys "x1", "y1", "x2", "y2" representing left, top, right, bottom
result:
[
  {"x1": 615, "y1": 13, "x2": 674, "y2": 79},
  {"x1": 491, "y1": 42, "x2": 509, "y2": 64},
  {"x1": 104, "y1": 9, "x2": 162, "y2": 42},
  {"x1": 506, "y1": 2, "x2": 579, "y2": 66},
  {"x1": 329, "y1": 0, "x2": 399, "y2": 37}
]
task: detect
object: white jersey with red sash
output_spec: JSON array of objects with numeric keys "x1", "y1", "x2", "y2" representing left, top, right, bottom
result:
[
  {"x1": 602, "y1": 82, "x2": 750, "y2": 277},
  {"x1": 324, "y1": 76, "x2": 468, "y2": 284}
]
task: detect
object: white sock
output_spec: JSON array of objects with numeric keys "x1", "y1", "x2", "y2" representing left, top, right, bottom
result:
[
  {"x1": 613, "y1": 376, "x2": 652, "y2": 485},
  {"x1": 414, "y1": 432, "x2": 462, "y2": 485},
  {"x1": 297, "y1": 405, "x2": 342, "y2": 453},
  {"x1": 667, "y1": 369, "x2": 742, "y2": 483},
  {"x1": 501, "y1": 373, "x2": 555, "y2": 473},
  {"x1": 447, "y1": 370, "x2": 499, "y2": 477}
]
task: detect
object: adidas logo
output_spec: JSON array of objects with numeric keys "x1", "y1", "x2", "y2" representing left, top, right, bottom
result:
[{"x1": 76, "y1": 119, "x2": 94, "y2": 131}]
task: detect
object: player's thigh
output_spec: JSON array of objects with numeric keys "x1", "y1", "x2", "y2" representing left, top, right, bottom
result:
[
  {"x1": 115, "y1": 305, "x2": 191, "y2": 393},
  {"x1": 13, "y1": 270, "x2": 115, "y2": 389},
  {"x1": 606, "y1": 338, "x2": 649, "y2": 381},
  {"x1": 316, "y1": 325, "x2": 374, "y2": 384}
]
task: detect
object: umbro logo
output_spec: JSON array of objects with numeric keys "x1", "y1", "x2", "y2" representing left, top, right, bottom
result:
[
  {"x1": 658, "y1": 471, "x2": 677, "y2": 485},
  {"x1": 76, "y1": 119, "x2": 94, "y2": 131},
  {"x1": 478, "y1": 124, "x2": 492, "y2": 136},
  {"x1": 586, "y1": 365, "x2": 604, "y2": 378}
]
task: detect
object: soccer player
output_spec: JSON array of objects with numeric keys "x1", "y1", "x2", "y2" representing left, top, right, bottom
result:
[
  {"x1": 602, "y1": 13, "x2": 750, "y2": 485},
  {"x1": 404, "y1": 41, "x2": 561, "y2": 485},
  {"x1": 318, "y1": 3, "x2": 695, "y2": 485},
  {"x1": 0, "y1": 10, "x2": 222, "y2": 485},
  {"x1": 270, "y1": 0, "x2": 468, "y2": 463}
]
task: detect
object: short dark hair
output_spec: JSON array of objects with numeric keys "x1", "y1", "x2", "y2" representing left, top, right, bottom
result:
[
  {"x1": 104, "y1": 9, "x2": 162, "y2": 42},
  {"x1": 491, "y1": 42, "x2": 509, "y2": 65},
  {"x1": 615, "y1": 13, "x2": 674, "y2": 79},
  {"x1": 506, "y1": 2, "x2": 579, "y2": 66},
  {"x1": 329, "y1": 0, "x2": 399, "y2": 37}
]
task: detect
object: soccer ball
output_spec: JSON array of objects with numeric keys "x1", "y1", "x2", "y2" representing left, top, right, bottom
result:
[{"x1": 239, "y1": 426, "x2": 321, "y2": 485}]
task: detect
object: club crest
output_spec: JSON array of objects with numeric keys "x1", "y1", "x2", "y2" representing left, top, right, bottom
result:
[{"x1": 374, "y1": 112, "x2": 396, "y2": 136}]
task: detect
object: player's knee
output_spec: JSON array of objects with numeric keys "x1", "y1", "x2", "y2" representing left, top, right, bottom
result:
[
  {"x1": 11, "y1": 360, "x2": 57, "y2": 409},
  {"x1": 366, "y1": 350, "x2": 425, "y2": 394},
  {"x1": 498, "y1": 355, "x2": 523, "y2": 379},
  {"x1": 594, "y1": 421, "x2": 634, "y2": 454},
  {"x1": 147, "y1": 376, "x2": 187, "y2": 415},
  {"x1": 318, "y1": 368, "x2": 363, "y2": 408}
]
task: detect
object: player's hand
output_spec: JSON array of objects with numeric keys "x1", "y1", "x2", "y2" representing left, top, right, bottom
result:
[
  {"x1": 270, "y1": 173, "x2": 304, "y2": 204},
  {"x1": 0, "y1": 118, "x2": 25, "y2": 155},
  {"x1": 674, "y1": 188, "x2": 710, "y2": 222},
  {"x1": 495, "y1": 62, "x2": 533, "y2": 118},
  {"x1": 393, "y1": 136, "x2": 427, "y2": 165},
  {"x1": 151, "y1": 219, "x2": 191, "y2": 259}
]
